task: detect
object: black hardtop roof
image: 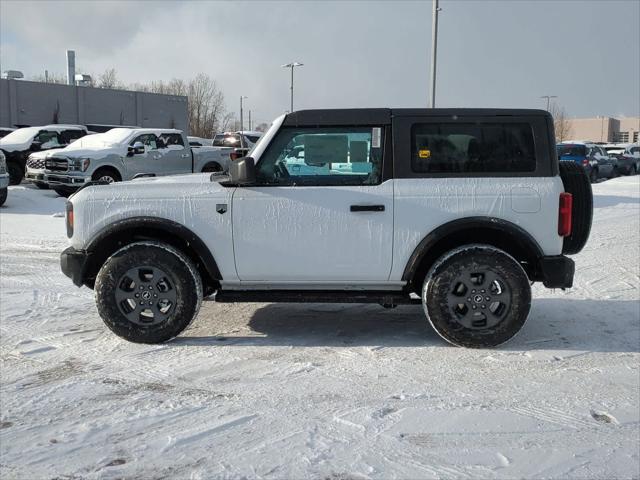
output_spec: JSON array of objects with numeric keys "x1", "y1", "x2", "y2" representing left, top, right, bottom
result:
[{"x1": 283, "y1": 108, "x2": 551, "y2": 126}]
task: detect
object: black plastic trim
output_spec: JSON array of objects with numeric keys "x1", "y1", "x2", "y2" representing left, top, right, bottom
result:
[
  {"x1": 60, "y1": 246, "x2": 89, "y2": 287},
  {"x1": 402, "y1": 217, "x2": 545, "y2": 283},
  {"x1": 214, "y1": 290, "x2": 420, "y2": 305}
]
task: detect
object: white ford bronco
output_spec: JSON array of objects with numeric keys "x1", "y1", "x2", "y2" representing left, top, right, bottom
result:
[{"x1": 60, "y1": 109, "x2": 592, "y2": 348}]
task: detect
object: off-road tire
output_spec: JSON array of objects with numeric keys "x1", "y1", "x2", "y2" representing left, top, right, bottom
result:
[
  {"x1": 7, "y1": 162, "x2": 23, "y2": 185},
  {"x1": 95, "y1": 241, "x2": 203, "y2": 343},
  {"x1": 423, "y1": 245, "x2": 531, "y2": 348},
  {"x1": 0, "y1": 188, "x2": 7, "y2": 207},
  {"x1": 92, "y1": 168, "x2": 121, "y2": 184},
  {"x1": 559, "y1": 160, "x2": 593, "y2": 255}
]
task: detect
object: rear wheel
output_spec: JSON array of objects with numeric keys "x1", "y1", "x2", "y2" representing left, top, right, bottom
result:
[
  {"x1": 423, "y1": 245, "x2": 531, "y2": 348},
  {"x1": 201, "y1": 162, "x2": 222, "y2": 173},
  {"x1": 559, "y1": 160, "x2": 593, "y2": 255},
  {"x1": 95, "y1": 242, "x2": 203, "y2": 343}
]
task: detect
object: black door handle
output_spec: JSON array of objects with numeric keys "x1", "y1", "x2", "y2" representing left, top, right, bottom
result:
[{"x1": 350, "y1": 204, "x2": 385, "y2": 212}]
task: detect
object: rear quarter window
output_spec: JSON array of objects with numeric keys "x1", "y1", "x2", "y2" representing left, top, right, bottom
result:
[{"x1": 411, "y1": 122, "x2": 536, "y2": 174}]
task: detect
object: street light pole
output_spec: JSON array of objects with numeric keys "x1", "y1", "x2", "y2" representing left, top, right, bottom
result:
[
  {"x1": 281, "y1": 62, "x2": 303, "y2": 113},
  {"x1": 429, "y1": 0, "x2": 440, "y2": 108},
  {"x1": 239, "y1": 96, "x2": 247, "y2": 131},
  {"x1": 540, "y1": 95, "x2": 557, "y2": 111}
]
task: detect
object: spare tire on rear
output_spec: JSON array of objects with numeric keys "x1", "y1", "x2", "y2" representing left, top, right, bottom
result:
[{"x1": 559, "y1": 160, "x2": 592, "y2": 255}]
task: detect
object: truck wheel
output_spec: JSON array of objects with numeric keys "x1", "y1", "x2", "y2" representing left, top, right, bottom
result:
[
  {"x1": 202, "y1": 162, "x2": 222, "y2": 173},
  {"x1": 7, "y1": 162, "x2": 23, "y2": 185},
  {"x1": 95, "y1": 241, "x2": 203, "y2": 344},
  {"x1": 0, "y1": 188, "x2": 7, "y2": 207},
  {"x1": 92, "y1": 168, "x2": 121, "y2": 184},
  {"x1": 559, "y1": 161, "x2": 593, "y2": 255},
  {"x1": 422, "y1": 245, "x2": 531, "y2": 348},
  {"x1": 589, "y1": 167, "x2": 598, "y2": 183}
]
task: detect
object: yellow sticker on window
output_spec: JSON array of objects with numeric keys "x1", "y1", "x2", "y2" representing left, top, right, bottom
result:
[{"x1": 419, "y1": 149, "x2": 431, "y2": 159}]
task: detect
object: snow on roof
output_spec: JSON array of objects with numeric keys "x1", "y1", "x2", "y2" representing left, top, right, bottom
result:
[{"x1": 39, "y1": 124, "x2": 88, "y2": 131}]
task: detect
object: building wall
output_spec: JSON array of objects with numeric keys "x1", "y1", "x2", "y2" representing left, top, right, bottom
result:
[
  {"x1": 0, "y1": 79, "x2": 188, "y2": 132},
  {"x1": 567, "y1": 116, "x2": 640, "y2": 143}
]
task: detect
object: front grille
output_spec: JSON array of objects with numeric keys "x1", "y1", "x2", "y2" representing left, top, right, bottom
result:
[
  {"x1": 45, "y1": 158, "x2": 69, "y2": 172},
  {"x1": 27, "y1": 156, "x2": 46, "y2": 169}
]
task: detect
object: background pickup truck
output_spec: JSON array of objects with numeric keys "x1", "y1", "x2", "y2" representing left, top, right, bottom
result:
[{"x1": 44, "y1": 128, "x2": 232, "y2": 196}]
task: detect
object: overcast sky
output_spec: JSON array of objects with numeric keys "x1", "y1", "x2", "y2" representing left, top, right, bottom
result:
[{"x1": 1, "y1": 0, "x2": 638, "y2": 125}]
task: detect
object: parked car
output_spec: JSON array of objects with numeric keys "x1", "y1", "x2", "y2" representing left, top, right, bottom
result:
[
  {"x1": 0, "y1": 151, "x2": 9, "y2": 206},
  {"x1": 616, "y1": 143, "x2": 640, "y2": 175},
  {"x1": 557, "y1": 141, "x2": 617, "y2": 183},
  {"x1": 0, "y1": 127, "x2": 16, "y2": 139},
  {"x1": 213, "y1": 131, "x2": 262, "y2": 159},
  {"x1": 60, "y1": 108, "x2": 592, "y2": 348},
  {"x1": 43, "y1": 128, "x2": 233, "y2": 197},
  {"x1": 0, "y1": 125, "x2": 89, "y2": 185}
]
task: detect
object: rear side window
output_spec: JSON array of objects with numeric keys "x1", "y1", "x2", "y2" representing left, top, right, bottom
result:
[
  {"x1": 159, "y1": 133, "x2": 185, "y2": 148},
  {"x1": 557, "y1": 144, "x2": 587, "y2": 157},
  {"x1": 411, "y1": 123, "x2": 536, "y2": 174}
]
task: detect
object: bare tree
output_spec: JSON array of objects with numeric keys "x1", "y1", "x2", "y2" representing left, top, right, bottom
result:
[
  {"x1": 30, "y1": 72, "x2": 66, "y2": 84},
  {"x1": 550, "y1": 103, "x2": 572, "y2": 142},
  {"x1": 186, "y1": 73, "x2": 228, "y2": 137},
  {"x1": 98, "y1": 68, "x2": 123, "y2": 89}
]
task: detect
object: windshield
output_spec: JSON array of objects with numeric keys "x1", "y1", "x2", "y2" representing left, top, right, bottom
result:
[
  {"x1": 69, "y1": 128, "x2": 133, "y2": 148},
  {"x1": 557, "y1": 144, "x2": 587, "y2": 157},
  {"x1": 0, "y1": 127, "x2": 39, "y2": 145}
]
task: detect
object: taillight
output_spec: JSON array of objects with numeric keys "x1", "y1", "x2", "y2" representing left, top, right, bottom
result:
[
  {"x1": 558, "y1": 192, "x2": 572, "y2": 237},
  {"x1": 230, "y1": 151, "x2": 241, "y2": 161},
  {"x1": 66, "y1": 201, "x2": 74, "y2": 238},
  {"x1": 581, "y1": 158, "x2": 589, "y2": 166}
]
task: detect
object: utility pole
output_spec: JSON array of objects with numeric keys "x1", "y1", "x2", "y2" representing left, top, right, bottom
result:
[
  {"x1": 239, "y1": 96, "x2": 247, "y2": 131},
  {"x1": 429, "y1": 0, "x2": 440, "y2": 108},
  {"x1": 540, "y1": 95, "x2": 557, "y2": 111},
  {"x1": 281, "y1": 62, "x2": 303, "y2": 113},
  {"x1": 248, "y1": 110, "x2": 252, "y2": 130}
]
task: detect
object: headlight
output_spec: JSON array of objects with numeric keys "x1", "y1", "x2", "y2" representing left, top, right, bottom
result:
[{"x1": 69, "y1": 158, "x2": 91, "y2": 172}]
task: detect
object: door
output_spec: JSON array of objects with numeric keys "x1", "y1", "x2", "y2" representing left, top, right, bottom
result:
[
  {"x1": 157, "y1": 133, "x2": 191, "y2": 174},
  {"x1": 232, "y1": 126, "x2": 393, "y2": 283},
  {"x1": 125, "y1": 133, "x2": 161, "y2": 179}
]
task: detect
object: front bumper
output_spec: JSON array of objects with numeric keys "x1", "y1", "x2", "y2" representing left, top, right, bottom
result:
[
  {"x1": 61, "y1": 246, "x2": 90, "y2": 287},
  {"x1": 45, "y1": 173, "x2": 90, "y2": 186},
  {"x1": 0, "y1": 173, "x2": 9, "y2": 189},
  {"x1": 25, "y1": 169, "x2": 46, "y2": 183},
  {"x1": 537, "y1": 255, "x2": 575, "y2": 289}
]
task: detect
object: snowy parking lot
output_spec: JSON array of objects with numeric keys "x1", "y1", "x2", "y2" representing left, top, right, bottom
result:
[{"x1": 1, "y1": 178, "x2": 639, "y2": 479}]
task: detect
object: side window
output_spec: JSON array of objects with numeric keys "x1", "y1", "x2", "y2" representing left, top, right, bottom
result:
[
  {"x1": 158, "y1": 133, "x2": 185, "y2": 150},
  {"x1": 130, "y1": 134, "x2": 158, "y2": 151},
  {"x1": 410, "y1": 122, "x2": 536, "y2": 174},
  {"x1": 256, "y1": 127, "x2": 384, "y2": 186},
  {"x1": 34, "y1": 131, "x2": 62, "y2": 149},
  {"x1": 60, "y1": 129, "x2": 85, "y2": 145}
]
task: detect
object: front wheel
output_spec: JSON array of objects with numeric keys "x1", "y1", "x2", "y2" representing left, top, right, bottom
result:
[
  {"x1": 422, "y1": 245, "x2": 531, "y2": 348},
  {"x1": 95, "y1": 241, "x2": 203, "y2": 343}
]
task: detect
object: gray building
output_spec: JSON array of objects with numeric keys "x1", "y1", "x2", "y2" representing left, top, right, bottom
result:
[{"x1": 0, "y1": 79, "x2": 188, "y2": 132}]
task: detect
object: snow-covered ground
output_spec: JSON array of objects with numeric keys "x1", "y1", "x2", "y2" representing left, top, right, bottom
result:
[{"x1": 1, "y1": 178, "x2": 639, "y2": 479}]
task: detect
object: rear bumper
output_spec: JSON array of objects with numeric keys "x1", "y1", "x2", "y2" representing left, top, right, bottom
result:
[
  {"x1": 60, "y1": 247, "x2": 90, "y2": 287},
  {"x1": 537, "y1": 255, "x2": 575, "y2": 289}
]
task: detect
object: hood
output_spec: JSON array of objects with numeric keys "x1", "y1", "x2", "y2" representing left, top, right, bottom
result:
[
  {"x1": 71, "y1": 173, "x2": 230, "y2": 203},
  {"x1": 0, "y1": 141, "x2": 30, "y2": 153},
  {"x1": 28, "y1": 148, "x2": 62, "y2": 160}
]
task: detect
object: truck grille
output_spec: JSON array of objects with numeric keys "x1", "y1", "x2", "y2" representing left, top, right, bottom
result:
[
  {"x1": 45, "y1": 158, "x2": 69, "y2": 172},
  {"x1": 27, "y1": 156, "x2": 46, "y2": 169}
]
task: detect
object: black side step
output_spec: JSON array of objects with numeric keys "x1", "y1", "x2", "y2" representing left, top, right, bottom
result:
[{"x1": 211, "y1": 290, "x2": 421, "y2": 305}]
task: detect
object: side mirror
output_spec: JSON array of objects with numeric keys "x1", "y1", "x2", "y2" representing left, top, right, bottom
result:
[
  {"x1": 229, "y1": 156, "x2": 256, "y2": 185},
  {"x1": 127, "y1": 141, "x2": 145, "y2": 156}
]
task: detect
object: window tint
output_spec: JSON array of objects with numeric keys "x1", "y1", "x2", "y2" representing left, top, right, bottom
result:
[
  {"x1": 130, "y1": 134, "x2": 158, "y2": 150},
  {"x1": 411, "y1": 123, "x2": 536, "y2": 174},
  {"x1": 60, "y1": 129, "x2": 85, "y2": 144},
  {"x1": 189, "y1": 141, "x2": 202, "y2": 147},
  {"x1": 158, "y1": 133, "x2": 185, "y2": 148},
  {"x1": 256, "y1": 127, "x2": 383, "y2": 186}
]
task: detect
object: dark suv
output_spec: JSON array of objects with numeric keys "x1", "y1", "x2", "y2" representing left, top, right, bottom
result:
[{"x1": 557, "y1": 142, "x2": 617, "y2": 183}]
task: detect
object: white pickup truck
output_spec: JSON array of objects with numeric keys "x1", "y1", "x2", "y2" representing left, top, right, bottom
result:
[{"x1": 44, "y1": 128, "x2": 232, "y2": 196}]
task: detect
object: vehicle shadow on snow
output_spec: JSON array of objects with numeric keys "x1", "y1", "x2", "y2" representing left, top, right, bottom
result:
[{"x1": 179, "y1": 298, "x2": 639, "y2": 353}]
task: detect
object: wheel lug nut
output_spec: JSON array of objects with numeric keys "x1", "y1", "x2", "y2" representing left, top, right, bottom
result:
[
  {"x1": 471, "y1": 289, "x2": 476, "y2": 293},
  {"x1": 139, "y1": 286, "x2": 143, "y2": 290},
  {"x1": 485, "y1": 297, "x2": 490, "y2": 301},
  {"x1": 149, "y1": 302, "x2": 153, "y2": 305},
  {"x1": 139, "y1": 301, "x2": 144, "y2": 305},
  {"x1": 154, "y1": 294, "x2": 158, "y2": 298},
  {"x1": 472, "y1": 305, "x2": 477, "y2": 309},
  {"x1": 481, "y1": 289, "x2": 485, "y2": 293},
  {"x1": 481, "y1": 305, "x2": 486, "y2": 309},
  {"x1": 467, "y1": 297, "x2": 471, "y2": 302},
  {"x1": 148, "y1": 286, "x2": 153, "y2": 290},
  {"x1": 135, "y1": 293, "x2": 139, "y2": 298}
]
